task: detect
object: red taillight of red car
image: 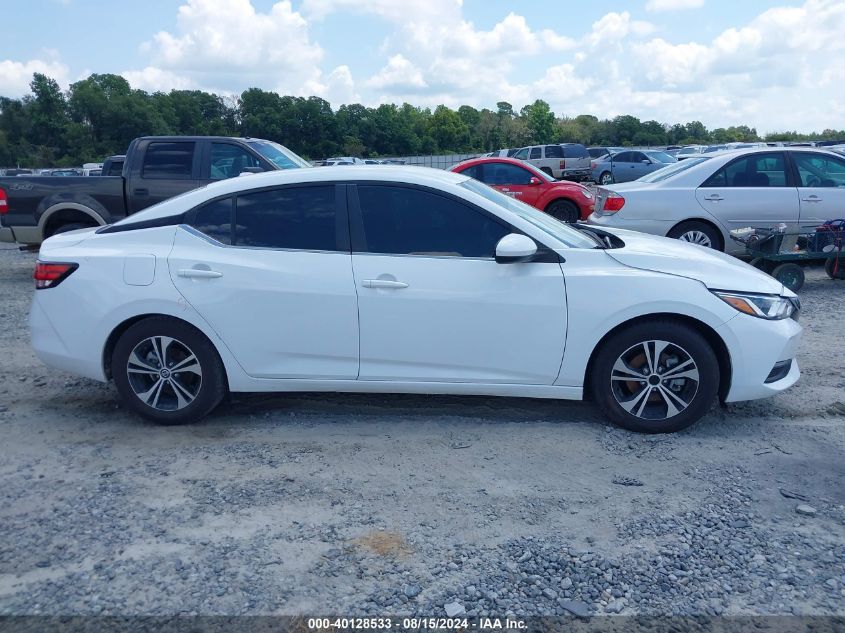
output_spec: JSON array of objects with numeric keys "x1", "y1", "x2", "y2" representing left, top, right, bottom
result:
[
  {"x1": 0, "y1": 187, "x2": 8, "y2": 214},
  {"x1": 34, "y1": 261, "x2": 78, "y2": 289},
  {"x1": 602, "y1": 192, "x2": 626, "y2": 213}
]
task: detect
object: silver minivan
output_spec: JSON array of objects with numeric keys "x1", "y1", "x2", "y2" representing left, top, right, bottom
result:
[{"x1": 512, "y1": 143, "x2": 591, "y2": 181}]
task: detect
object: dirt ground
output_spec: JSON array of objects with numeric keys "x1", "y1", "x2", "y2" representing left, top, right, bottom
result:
[{"x1": 0, "y1": 242, "x2": 843, "y2": 617}]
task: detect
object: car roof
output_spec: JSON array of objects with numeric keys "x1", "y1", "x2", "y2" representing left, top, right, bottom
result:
[
  {"x1": 111, "y1": 166, "x2": 473, "y2": 225},
  {"x1": 452, "y1": 156, "x2": 538, "y2": 170}
]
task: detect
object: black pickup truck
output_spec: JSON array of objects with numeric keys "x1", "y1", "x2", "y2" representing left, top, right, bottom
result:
[{"x1": 0, "y1": 136, "x2": 311, "y2": 246}]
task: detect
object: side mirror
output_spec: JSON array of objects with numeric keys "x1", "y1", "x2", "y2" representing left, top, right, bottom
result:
[
  {"x1": 241, "y1": 166, "x2": 264, "y2": 174},
  {"x1": 495, "y1": 233, "x2": 538, "y2": 264},
  {"x1": 641, "y1": 159, "x2": 651, "y2": 165},
  {"x1": 529, "y1": 177, "x2": 542, "y2": 185}
]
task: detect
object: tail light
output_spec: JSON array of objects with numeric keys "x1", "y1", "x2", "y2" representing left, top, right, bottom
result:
[
  {"x1": 590, "y1": 162, "x2": 597, "y2": 170},
  {"x1": 0, "y1": 187, "x2": 7, "y2": 214},
  {"x1": 602, "y1": 192, "x2": 626, "y2": 213},
  {"x1": 34, "y1": 261, "x2": 78, "y2": 289},
  {"x1": 559, "y1": 160, "x2": 566, "y2": 170}
]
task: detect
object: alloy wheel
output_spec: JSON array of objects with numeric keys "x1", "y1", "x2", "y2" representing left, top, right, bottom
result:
[
  {"x1": 610, "y1": 339, "x2": 700, "y2": 420},
  {"x1": 678, "y1": 230, "x2": 713, "y2": 247},
  {"x1": 126, "y1": 336, "x2": 203, "y2": 411}
]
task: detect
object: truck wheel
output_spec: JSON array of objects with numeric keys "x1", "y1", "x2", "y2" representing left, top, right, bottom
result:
[
  {"x1": 589, "y1": 320, "x2": 719, "y2": 434},
  {"x1": 545, "y1": 199, "x2": 579, "y2": 223},
  {"x1": 111, "y1": 317, "x2": 227, "y2": 425},
  {"x1": 49, "y1": 222, "x2": 96, "y2": 237}
]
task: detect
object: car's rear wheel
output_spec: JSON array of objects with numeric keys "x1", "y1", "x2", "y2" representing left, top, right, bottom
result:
[
  {"x1": 545, "y1": 199, "x2": 580, "y2": 223},
  {"x1": 599, "y1": 171, "x2": 613, "y2": 185},
  {"x1": 589, "y1": 321, "x2": 719, "y2": 433},
  {"x1": 825, "y1": 256, "x2": 845, "y2": 280},
  {"x1": 771, "y1": 263, "x2": 805, "y2": 292},
  {"x1": 668, "y1": 221, "x2": 723, "y2": 251},
  {"x1": 112, "y1": 317, "x2": 226, "y2": 424}
]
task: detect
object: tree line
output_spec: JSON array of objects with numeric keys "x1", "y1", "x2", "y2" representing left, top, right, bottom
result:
[{"x1": 1, "y1": 72, "x2": 842, "y2": 167}]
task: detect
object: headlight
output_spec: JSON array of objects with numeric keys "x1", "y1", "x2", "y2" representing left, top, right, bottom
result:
[{"x1": 712, "y1": 291, "x2": 797, "y2": 320}]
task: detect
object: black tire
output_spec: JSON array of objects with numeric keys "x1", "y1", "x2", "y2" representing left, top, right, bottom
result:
[
  {"x1": 667, "y1": 220, "x2": 723, "y2": 251},
  {"x1": 50, "y1": 222, "x2": 96, "y2": 237},
  {"x1": 111, "y1": 316, "x2": 226, "y2": 425},
  {"x1": 771, "y1": 263, "x2": 805, "y2": 292},
  {"x1": 545, "y1": 199, "x2": 580, "y2": 223},
  {"x1": 540, "y1": 167, "x2": 554, "y2": 177},
  {"x1": 599, "y1": 171, "x2": 613, "y2": 185},
  {"x1": 589, "y1": 320, "x2": 719, "y2": 434},
  {"x1": 825, "y1": 256, "x2": 845, "y2": 280}
]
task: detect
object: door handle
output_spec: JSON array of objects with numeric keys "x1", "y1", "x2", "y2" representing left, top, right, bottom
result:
[
  {"x1": 362, "y1": 279, "x2": 408, "y2": 289},
  {"x1": 801, "y1": 196, "x2": 822, "y2": 202},
  {"x1": 178, "y1": 268, "x2": 223, "y2": 279},
  {"x1": 133, "y1": 188, "x2": 149, "y2": 196},
  {"x1": 704, "y1": 195, "x2": 724, "y2": 202}
]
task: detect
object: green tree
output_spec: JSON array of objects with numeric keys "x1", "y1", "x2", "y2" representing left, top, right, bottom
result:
[{"x1": 521, "y1": 99, "x2": 556, "y2": 144}]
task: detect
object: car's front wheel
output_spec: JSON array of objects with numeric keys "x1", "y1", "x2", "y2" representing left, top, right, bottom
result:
[
  {"x1": 589, "y1": 321, "x2": 719, "y2": 433},
  {"x1": 111, "y1": 317, "x2": 226, "y2": 424},
  {"x1": 546, "y1": 199, "x2": 580, "y2": 223}
]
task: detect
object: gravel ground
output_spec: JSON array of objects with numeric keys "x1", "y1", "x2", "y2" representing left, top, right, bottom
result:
[{"x1": 0, "y1": 242, "x2": 843, "y2": 617}]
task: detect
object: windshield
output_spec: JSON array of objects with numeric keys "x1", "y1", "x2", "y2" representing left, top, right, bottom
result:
[
  {"x1": 677, "y1": 147, "x2": 700, "y2": 155},
  {"x1": 644, "y1": 151, "x2": 676, "y2": 163},
  {"x1": 247, "y1": 140, "x2": 312, "y2": 170},
  {"x1": 637, "y1": 156, "x2": 710, "y2": 183},
  {"x1": 460, "y1": 179, "x2": 597, "y2": 249}
]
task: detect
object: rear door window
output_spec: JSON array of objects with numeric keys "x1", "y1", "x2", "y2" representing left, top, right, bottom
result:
[
  {"x1": 142, "y1": 142, "x2": 195, "y2": 179},
  {"x1": 529, "y1": 147, "x2": 542, "y2": 160},
  {"x1": 192, "y1": 197, "x2": 233, "y2": 244},
  {"x1": 544, "y1": 145, "x2": 563, "y2": 158},
  {"x1": 234, "y1": 186, "x2": 340, "y2": 251}
]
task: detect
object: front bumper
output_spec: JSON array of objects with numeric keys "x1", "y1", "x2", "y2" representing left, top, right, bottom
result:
[{"x1": 717, "y1": 313, "x2": 802, "y2": 402}]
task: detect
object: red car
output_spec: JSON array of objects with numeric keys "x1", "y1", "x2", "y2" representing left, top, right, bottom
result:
[{"x1": 450, "y1": 157, "x2": 594, "y2": 222}]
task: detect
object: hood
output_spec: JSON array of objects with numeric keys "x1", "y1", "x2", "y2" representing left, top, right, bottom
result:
[
  {"x1": 601, "y1": 227, "x2": 787, "y2": 295},
  {"x1": 39, "y1": 226, "x2": 98, "y2": 252}
]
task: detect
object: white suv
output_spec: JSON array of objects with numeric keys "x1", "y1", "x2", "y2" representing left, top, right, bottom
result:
[{"x1": 512, "y1": 144, "x2": 591, "y2": 181}]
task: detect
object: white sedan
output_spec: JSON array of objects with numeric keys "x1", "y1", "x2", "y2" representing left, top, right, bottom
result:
[
  {"x1": 31, "y1": 166, "x2": 802, "y2": 433},
  {"x1": 588, "y1": 147, "x2": 845, "y2": 253}
]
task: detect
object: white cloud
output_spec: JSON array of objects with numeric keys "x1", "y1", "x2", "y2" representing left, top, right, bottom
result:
[
  {"x1": 122, "y1": 66, "x2": 197, "y2": 92},
  {"x1": 131, "y1": 0, "x2": 326, "y2": 95},
  {"x1": 0, "y1": 55, "x2": 70, "y2": 97},
  {"x1": 303, "y1": 65, "x2": 360, "y2": 106},
  {"x1": 645, "y1": 0, "x2": 705, "y2": 12},
  {"x1": 365, "y1": 55, "x2": 428, "y2": 92}
]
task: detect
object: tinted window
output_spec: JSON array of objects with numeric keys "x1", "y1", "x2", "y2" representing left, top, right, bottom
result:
[
  {"x1": 793, "y1": 153, "x2": 845, "y2": 188},
  {"x1": 529, "y1": 147, "x2": 541, "y2": 160},
  {"x1": 630, "y1": 152, "x2": 647, "y2": 162},
  {"x1": 193, "y1": 197, "x2": 233, "y2": 244},
  {"x1": 544, "y1": 145, "x2": 563, "y2": 158},
  {"x1": 142, "y1": 142, "x2": 195, "y2": 179},
  {"x1": 235, "y1": 186, "x2": 337, "y2": 250},
  {"x1": 703, "y1": 153, "x2": 788, "y2": 187},
  {"x1": 210, "y1": 143, "x2": 262, "y2": 179},
  {"x1": 105, "y1": 160, "x2": 123, "y2": 177},
  {"x1": 562, "y1": 144, "x2": 589, "y2": 158},
  {"x1": 481, "y1": 163, "x2": 534, "y2": 186},
  {"x1": 458, "y1": 164, "x2": 483, "y2": 180},
  {"x1": 356, "y1": 185, "x2": 510, "y2": 258},
  {"x1": 614, "y1": 152, "x2": 633, "y2": 162}
]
